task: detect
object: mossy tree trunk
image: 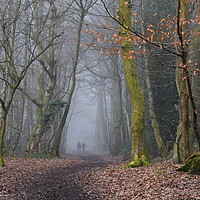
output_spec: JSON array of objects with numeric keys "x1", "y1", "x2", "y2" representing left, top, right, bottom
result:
[
  {"x1": 0, "y1": 0, "x2": 22, "y2": 166},
  {"x1": 178, "y1": 153, "x2": 200, "y2": 175},
  {"x1": 0, "y1": 78, "x2": 23, "y2": 167},
  {"x1": 173, "y1": 119, "x2": 183, "y2": 163},
  {"x1": 26, "y1": 65, "x2": 45, "y2": 153},
  {"x1": 175, "y1": 0, "x2": 200, "y2": 162},
  {"x1": 27, "y1": 1, "x2": 58, "y2": 153},
  {"x1": 0, "y1": 112, "x2": 6, "y2": 167},
  {"x1": 138, "y1": 0, "x2": 164, "y2": 156},
  {"x1": 118, "y1": 0, "x2": 150, "y2": 166},
  {"x1": 189, "y1": 0, "x2": 200, "y2": 150},
  {"x1": 179, "y1": 67, "x2": 190, "y2": 160},
  {"x1": 0, "y1": 0, "x2": 62, "y2": 165},
  {"x1": 176, "y1": 0, "x2": 191, "y2": 160}
]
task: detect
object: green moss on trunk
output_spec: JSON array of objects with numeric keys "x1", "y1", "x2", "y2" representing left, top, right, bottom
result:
[
  {"x1": 0, "y1": 156, "x2": 5, "y2": 167},
  {"x1": 123, "y1": 155, "x2": 152, "y2": 168},
  {"x1": 0, "y1": 116, "x2": 6, "y2": 167},
  {"x1": 119, "y1": 0, "x2": 150, "y2": 167},
  {"x1": 178, "y1": 153, "x2": 200, "y2": 174}
]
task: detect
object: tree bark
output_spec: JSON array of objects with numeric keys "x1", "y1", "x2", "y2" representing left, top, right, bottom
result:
[
  {"x1": 118, "y1": 0, "x2": 150, "y2": 166},
  {"x1": 188, "y1": 0, "x2": 200, "y2": 149},
  {"x1": 0, "y1": 112, "x2": 6, "y2": 167},
  {"x1": 138, "y1": 0, "x2": 164, "y2": 155},
  {"x1": 52, "y1": 3, "x2": 85, "y2": 156},
  {"x1": 177, "y1": 0, "x2": 190, "y2": 160}
]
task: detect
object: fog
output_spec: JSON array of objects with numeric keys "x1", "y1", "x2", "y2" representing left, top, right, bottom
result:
[{"x1": 65, "y1": 89, "x2": 97, "y2": 154}]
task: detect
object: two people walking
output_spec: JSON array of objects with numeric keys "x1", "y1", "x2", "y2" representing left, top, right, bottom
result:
[{"x1": 77, "y1": 142, "x2": 86, "y2": 153}]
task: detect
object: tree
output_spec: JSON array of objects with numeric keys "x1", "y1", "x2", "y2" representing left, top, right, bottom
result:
[
  {"x1": 174, "y1": 0, "x2": 200, "y2": 161},
  {"x1": 177, "y1": 0, "x2": 190, "y2": 160},
  {"x1": 139, "y1": 0, "x2": 164, "y2": 155},
  {"x1": 26, "y1": 1, "x2": 63, "y2": 153},
  {"x1": 0, "y1": 0, "x2": 62, "y2": 166},
  {"x1": 52, "y1": 0, "x2": 97, "y2": 156},
  {"x1": 178, "y1": 153, "x2": 200, "y2": 175},
  {"x1": 101, "y1": 0, "x2": 200, "y2": 161},
  {"x1": 118, "y1": 0, "x2": 150, "y2": 166},
  {"x1": 26, "y1": 0, "x2": 74, "y2": 154},
  {"x1": 190, "y1": 0, "x2": 200, "y2": 152}
]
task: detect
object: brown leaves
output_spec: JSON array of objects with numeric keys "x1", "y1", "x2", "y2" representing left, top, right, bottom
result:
[
  {"x1": 84, "y1": 161, "x2": 200, "y2": 200},
  {"x1": 0, "y1": 156, "x2": 199, "y2": 200}
]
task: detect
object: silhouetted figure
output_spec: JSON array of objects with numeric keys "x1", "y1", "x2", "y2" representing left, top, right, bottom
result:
[
  {"x1": 81, "y1": 142, "x2": 86, "y2": 153},
  {"x1": 77, "y1": 142, "x2": 81, "y2": 152}
]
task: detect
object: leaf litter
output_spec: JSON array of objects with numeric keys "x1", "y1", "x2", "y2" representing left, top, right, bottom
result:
[{"x1": 0, "y1": 155, "x2": 199, "y2": 200}]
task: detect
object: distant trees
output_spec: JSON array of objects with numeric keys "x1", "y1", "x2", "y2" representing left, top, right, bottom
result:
[
  {"x1": 0, "y1": 0, "x2": 102, "y2": 165},
  {"x1": 52, "y1": 0, "x2": 97, "y2": 156},
  {"x1": 81, "y1": 1, "x2": 132, "y2": 156}
]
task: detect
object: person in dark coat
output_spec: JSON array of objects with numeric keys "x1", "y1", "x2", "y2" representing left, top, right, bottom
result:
[
  {"x1": 77, "y1": 141, "x2": 81, "y2": 152},
  {"x1": 81, "y1": 142, "x2": 86, "y2": 153}
]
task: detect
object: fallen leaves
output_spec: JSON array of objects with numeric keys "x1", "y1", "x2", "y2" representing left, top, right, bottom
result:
[{"x1": 0, "y1": 156, "x2": 199, "y2": 200}]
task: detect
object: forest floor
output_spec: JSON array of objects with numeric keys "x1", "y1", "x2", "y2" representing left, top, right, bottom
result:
[{"x1": 0, "y1": 153, "x2": 199, "y2": 200}]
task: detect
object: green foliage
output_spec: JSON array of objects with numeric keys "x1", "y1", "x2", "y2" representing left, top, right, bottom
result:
[
  {"x1": 178, "y1": 153, "x2": 200, "y2": 175},
  {"x1": 122, "y1": 155, "x2": 152, "y2": 168},
  {"x1": 40, "y1": 99, "x2": 65, "y2": 134},
  {"x1": 125, "y1": 159, "x2": 142, "y2": 168}
]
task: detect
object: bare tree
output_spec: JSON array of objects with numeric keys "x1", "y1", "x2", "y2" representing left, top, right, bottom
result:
[{"x1": 0, "y1": 0, "x2": 63, "y2": 166}]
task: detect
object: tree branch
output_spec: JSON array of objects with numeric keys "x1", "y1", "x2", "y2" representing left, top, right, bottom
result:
[{"x1": 100, "y1": 0, "x2": 182, "y2": 57}]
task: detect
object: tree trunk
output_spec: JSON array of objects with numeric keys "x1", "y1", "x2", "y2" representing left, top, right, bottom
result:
[
  {"x1": 177, "y1": 0, "x2": 190, "y2": 160},
  {"x1": 0, "y1": 114, "x2": 6, "y2": 167},
  {"x1": 118, "y1": 0, "x2": 150, "y2": 166},
  {"x1": 180, "y1": 71, "x2": 190, "y2": 160},
  {"x1": 95, "y1": 89, "x2": 102, "y2": 151},
  {"x1": 110, "y1": 72, "x2": 122, "y2": 156},
  {"x1": 178, "y1": 153, "x2": 200, "y2": 175},
  {"x1": 188, "y1": 0, "x2": 200, "y2": 150},
  {"x1": 52, "y1": 4, "x2": 86, "y2": 156},
  {"x1": 27, "y1": 1, "x2": 58, "y2": 153},
  {"x1": 146, "y1": 69, "x2": 164, "y2": 154},
  {"x1": 138, "y1": 0, "x2": 164, "y2": 156},
  {"x1": 101, "y1": 89, "x2": 109, "y2": 152},
  {"x1": 52, "y1": 103, "x2": 70, "y2": 156}
]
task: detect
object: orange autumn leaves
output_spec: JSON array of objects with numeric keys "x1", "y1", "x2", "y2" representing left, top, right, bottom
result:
[{"x1": 65, "y1": 4, "x2": 199, "y2": 60}]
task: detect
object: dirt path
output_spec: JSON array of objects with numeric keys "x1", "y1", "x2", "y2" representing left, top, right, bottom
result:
[
  {"x1": 24, "y1": 154, "x2": 115, "y2": 200},
  {"x1": 0, "y1": 155, "x2": 199, "y2": 200},
  {"x1": 0, "y1": 154, "x2": 122, "y2": 200}
]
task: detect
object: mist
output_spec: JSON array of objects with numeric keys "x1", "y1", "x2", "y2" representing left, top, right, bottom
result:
[{"x1": 65, "y1": 89, "x2": 97, "y2": 154}]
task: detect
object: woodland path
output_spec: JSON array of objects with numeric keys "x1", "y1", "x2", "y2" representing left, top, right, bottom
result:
[{"x1": 0, "y1": 154, "x2": 200, "y2": 200}]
